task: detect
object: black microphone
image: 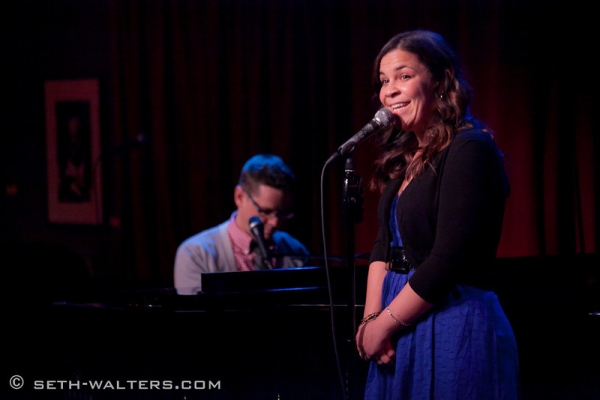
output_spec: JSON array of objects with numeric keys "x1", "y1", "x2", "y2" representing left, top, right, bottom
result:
[
  {"x1": 248, "y1": 216, "x2": 272, "y2": 270},
  {"x1": 331, "y1": 108, "x2": 395, "y2": 159}
]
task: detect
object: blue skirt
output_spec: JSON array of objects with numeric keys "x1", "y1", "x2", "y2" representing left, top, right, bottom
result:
[{"x1": 364, "y1": 270, "x2": 520, "y2": 400}]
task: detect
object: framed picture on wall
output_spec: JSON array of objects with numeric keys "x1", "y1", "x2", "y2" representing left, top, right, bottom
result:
[{"x1": 45, "y1": 79, "x2": 103, "y2": 224}]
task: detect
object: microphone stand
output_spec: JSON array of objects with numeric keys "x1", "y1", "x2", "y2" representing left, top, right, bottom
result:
[{"x1": 341, "y1": 156, "x2": 364, "y2": 400}]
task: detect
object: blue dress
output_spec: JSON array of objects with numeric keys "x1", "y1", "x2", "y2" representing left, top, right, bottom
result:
[{"x1": 364, "y1": 195, "x2": 520, "y2": 400}]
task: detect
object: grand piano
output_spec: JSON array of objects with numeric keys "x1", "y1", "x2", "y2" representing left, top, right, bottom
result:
[{"x1": 3, "y1": 254, "x2": 599, "y2": 400}]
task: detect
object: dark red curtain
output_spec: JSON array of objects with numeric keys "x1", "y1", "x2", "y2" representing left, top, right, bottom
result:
[{"x1": 108, "y1": 0, "x2": 598, "y2": 283}]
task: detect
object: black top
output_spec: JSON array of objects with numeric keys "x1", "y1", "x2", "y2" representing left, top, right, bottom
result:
[{"x1": 369, "y1": 129, "x2": 510, "y2": 304}]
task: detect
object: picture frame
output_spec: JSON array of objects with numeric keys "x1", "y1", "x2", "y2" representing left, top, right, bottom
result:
[{"x1": 45, "y1": 79, "x2": 103, "y2": 224}]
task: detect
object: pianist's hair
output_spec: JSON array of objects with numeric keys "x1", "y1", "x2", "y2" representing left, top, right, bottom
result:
[{"x1": 239, "y1": 154, "x2": 295, "y2": 195}]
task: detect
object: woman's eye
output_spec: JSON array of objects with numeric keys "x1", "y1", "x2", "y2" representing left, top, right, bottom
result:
[{"x1": 381, "y1": 79, "x2": 389, "y2": 85}]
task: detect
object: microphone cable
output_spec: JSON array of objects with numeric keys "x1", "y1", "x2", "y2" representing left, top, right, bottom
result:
[{"x1": 320, "y1": 154, "x2": 347, "y2": 400}]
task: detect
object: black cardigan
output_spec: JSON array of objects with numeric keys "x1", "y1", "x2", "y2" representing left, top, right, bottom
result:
[{"x1": 369, "y1": 129, "x2": 510, "y2": 304}]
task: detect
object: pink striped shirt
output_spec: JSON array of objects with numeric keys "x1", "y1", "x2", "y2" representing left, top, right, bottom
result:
[{"x1": 227, "y1": 212, "x2": 255, "y2": 271}]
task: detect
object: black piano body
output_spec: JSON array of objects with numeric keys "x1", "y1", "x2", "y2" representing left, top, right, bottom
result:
[{"x1": 3, "y1": 255, "x2": 599, "y2": 399}]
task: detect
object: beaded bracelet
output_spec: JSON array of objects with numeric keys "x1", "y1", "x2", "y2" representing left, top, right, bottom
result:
[
  {"x1": 358, "y1": 311, "x2": 382, "y2": 327},
  {"x1": 386, "y1": 307, "x2": 411, "y2": 327}
]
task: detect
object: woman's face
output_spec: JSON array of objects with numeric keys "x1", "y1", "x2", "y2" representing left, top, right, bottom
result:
[{"x1": 378, "y1": 48, "x2": 438, "y2": 140}]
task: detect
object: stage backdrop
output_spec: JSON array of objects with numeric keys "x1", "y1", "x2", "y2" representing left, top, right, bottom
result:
[{"x1": 107, "y1": 0, "x2": 598, "y2": 283}]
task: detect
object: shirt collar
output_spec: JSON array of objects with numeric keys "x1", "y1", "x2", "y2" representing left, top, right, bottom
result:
[{"x1": 227, "y1": 211, "x2": 253, "y2": 255}]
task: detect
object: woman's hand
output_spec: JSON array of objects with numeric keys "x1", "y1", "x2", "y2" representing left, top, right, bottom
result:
[{"x1": 356, "y1": 316, "x2": 396, "y2": 365}]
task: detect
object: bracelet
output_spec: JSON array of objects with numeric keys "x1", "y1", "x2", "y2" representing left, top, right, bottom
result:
[
  {"x1": 359, "y1": 311, "x2": 382, "y2": 327},
  {"x1": 386, "y1": 307, "x2": 411, "y2": 327}
]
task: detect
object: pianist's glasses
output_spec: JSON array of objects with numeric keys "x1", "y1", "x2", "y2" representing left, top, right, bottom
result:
[{"x1": 243, "y1": 188, "x2": 294, "y2": 220}]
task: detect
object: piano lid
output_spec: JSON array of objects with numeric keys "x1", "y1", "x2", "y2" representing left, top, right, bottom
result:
[{"x1": 200, "y1": 265, "x2": 368, "y2": 295}]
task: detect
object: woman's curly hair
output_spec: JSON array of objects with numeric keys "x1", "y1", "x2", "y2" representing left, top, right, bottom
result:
[{"x1": 370, "y1": 30, "x2": 490, "y2": 192}]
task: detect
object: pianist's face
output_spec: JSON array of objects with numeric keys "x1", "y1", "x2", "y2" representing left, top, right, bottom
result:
[{"x1": 234, "y1": 184, "x2": 292, "y2": 241}]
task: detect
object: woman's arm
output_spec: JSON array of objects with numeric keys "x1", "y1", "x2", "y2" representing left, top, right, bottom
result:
[
  {"x1": 362, "y1": 261, "x2": 387, "y2": 317},
  {"x1": 355, "y1": 261, "x2": 387, "y2": 359}
]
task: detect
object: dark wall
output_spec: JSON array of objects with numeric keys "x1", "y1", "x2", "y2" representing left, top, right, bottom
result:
[
  {"x1": 3, "y1": 0, "x2": 122, "y2": 281},
  {"x1": 3, "y1": 0, "x2": 598, "y2": 287}
]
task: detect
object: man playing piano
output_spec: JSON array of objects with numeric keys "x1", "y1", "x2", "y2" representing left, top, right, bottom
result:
[{"x1": 174, "y1": 154, "x2": 310, "y2": 294}]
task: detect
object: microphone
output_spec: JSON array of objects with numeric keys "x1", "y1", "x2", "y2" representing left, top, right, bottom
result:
[
  {"x1": 332, "y1": 108, "x2": 395, "y2": 159},
  {"x1": 248, "y1": 216, "x2": 272, "y2": 270}
]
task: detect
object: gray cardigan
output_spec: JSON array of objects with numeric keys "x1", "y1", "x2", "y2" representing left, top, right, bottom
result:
[{"x1": 174, "y1": 220, "x2": 309, "y2": 294}]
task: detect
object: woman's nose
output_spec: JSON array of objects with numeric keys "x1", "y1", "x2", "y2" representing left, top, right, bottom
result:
[{"x1": 385, "y1": 84, "x2": 399, "y2": 97}]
